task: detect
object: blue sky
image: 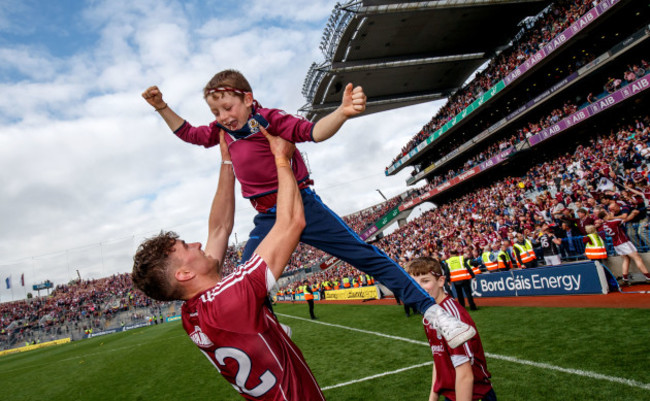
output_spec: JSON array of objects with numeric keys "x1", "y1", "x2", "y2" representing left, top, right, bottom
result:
[{"x1": 0, "y1": 0, "x2": 440, "y2": 300}]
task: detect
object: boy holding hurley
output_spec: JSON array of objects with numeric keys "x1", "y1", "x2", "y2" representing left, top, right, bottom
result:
[{"x1": 142, "y1": 69, "x2": 475, "y2": 347}]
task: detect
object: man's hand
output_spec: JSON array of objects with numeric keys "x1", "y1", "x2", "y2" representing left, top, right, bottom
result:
[
  {"x1": 260, "y1": 126, "x2": 295, "y2": 160},
  {"x1": 340, "y1": 83, "x2": 367, "y2": 118},
  {"x1": 142, "y1": 85, "x2": 166, "y2": 110},
  {"x1": 219, "y1": 131, "x2": 231, "y2": 162}
]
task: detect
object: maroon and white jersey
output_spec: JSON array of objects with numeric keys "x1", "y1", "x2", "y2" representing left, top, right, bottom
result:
[
  {"x1": 600, "y1": 219, "x2": 629, "y2": 246},
  {"x1": 643, "y1": 187, "x2": 650, "y2": 205},
  {"x1": 181, "y1": 254, "x2": 324, "y2": 401},
  {"x1": 423, "y1": 296, "x2": 492, "y2": 401}
]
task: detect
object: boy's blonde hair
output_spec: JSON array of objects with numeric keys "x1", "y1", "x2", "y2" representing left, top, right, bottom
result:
[
  {"x1": 585, "y1": 225, "x2": 597, "y2": 234},
  {"x1": 404, "y1": 257, "x2": 443, "y2": 277}
]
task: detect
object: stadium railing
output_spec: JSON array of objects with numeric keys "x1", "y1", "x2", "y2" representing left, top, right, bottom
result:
[{"x1": 558, "y1": 225, "x2": 649, "y2": 262}]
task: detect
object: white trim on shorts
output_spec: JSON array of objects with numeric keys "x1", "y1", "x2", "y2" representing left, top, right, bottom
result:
[
  {"x1": 544, "y1": 255, "x2": 561, "y2": 266},
  {"x1": 614, "y1": 241, "x2": 637, "y2": 256}
]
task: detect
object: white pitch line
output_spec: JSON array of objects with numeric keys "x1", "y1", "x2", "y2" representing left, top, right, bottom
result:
[
  {"x1": 276, "y1": 313, "x2": 428, "y2": 346},
  {"x1": 276, "y1": 313, "x2": 650, "y2": 391},
  {"x1": 484, "y1": 353, "x2": 650, "y2": 391},
  {"x1": 321, "y1": 361, "x2": 433, "y2": 391}
]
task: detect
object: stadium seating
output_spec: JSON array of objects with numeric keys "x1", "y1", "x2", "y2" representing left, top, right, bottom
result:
[{"x1": 389, "y1": 0, "x2": 600, "y2": 167}]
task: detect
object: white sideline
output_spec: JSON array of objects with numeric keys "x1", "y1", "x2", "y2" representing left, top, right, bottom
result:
[
  {"x1": 276, "y1": 313, "x2": 650, "y2": 391},
  {"x1": 321, "y1": 361, "x2": 433, "y2": 391}
]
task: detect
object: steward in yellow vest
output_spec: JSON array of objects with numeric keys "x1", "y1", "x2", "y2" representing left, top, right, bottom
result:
[
  {"x1": 513, "y1": 234, "x2": 537, "y2": 268},
  {"x1": 584, "y1": 229, "x2": 607, "y2": 260},
  {"x1": 445, "y1": 251, "x2": 478, "y2": 311},
  {"x1": 497, "y1": 246, "x2": 512, "y2": 271},
  {"x1": 481, "y1": 246, "x2": 498, "y2": 272}
]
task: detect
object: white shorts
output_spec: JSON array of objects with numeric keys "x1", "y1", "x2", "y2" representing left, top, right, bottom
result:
[
  {"x1": 544, "y1": 255, "x2": 561, "y2": 266},
  {"x1": 614, "y1": 241, "x2": 637, "y2": 256}
]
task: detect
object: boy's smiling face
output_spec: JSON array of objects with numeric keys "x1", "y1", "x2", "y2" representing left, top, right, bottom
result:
[
  {"x1": 206, "y1": 91, "x2": 254, "y2": 131},
  {"x1": 411, "y1": 272, "x2": 446, "y2": 303}
]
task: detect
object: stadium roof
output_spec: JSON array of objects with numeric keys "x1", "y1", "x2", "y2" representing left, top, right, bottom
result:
[{"x1": 300, "y1": 0, "x2": 553, "y2": 120}]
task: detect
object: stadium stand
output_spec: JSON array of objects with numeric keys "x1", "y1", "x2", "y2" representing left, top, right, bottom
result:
[
  {"x1": 388, "y1": 0, "x2": 601, "y2": 166},
  {"x1": 0, "y1": 274, "x2": 180, "y2": 350}
]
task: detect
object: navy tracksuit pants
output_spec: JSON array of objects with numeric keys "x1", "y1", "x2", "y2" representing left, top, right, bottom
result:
[{"x1": 241, "y1": 188, "x2": 436, "y2": 313}]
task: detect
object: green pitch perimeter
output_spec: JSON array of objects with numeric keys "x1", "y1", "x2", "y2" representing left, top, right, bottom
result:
[{"x1": 2, "y1": 304, "x2": 648, "y2": 400}]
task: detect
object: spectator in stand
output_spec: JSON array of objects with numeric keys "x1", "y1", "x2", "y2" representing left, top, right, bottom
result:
[
  {"x1": 575, "y1": 208, "x2": 595, "y2": 235},
  {"x1": 539, "y1": 223, "x2": 563, "y2": 266}
]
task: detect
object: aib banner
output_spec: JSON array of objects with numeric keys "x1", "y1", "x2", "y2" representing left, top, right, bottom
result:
[
  {"x1": 469, "y1": 261, "x2": 609, "y2": 298},
  {"x1": 528, "y1": 74, "x2": 650, "y2": 146}
]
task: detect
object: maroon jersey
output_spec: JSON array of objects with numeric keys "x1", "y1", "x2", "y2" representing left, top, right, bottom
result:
[
  {"x1": 181, "y1": 254, "x2": 324, "y2": 401},
  {"x1": 174, "y1": 108, "x2": 313, "y2": 200},
  {"x1": 423, "y1": 296, "x2": 492, "y2": 400},
  {"x1": 576, "y1": 216, "x2": 595, "y2": 236},
  {"x1": 600, "y1": 219, "x2": 629, "y2": 246}
]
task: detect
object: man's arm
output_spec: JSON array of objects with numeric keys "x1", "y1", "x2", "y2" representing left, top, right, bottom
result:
[
  {"x1": 311, "y1": 83, "x2": 367, "y2": 142},
  {"x1": 624, "y1": 209, "x2": 639, "y2": 223},
  {"x1": 454, "y1": 362, "x2": 474, "y2": 401},
  {"x1": 551, "y1": 234, "x2": 563, "y2": 246},
  {"x1": 513, "y1": 247, "x2": 524, "y2": 266},
  {"x1": 203, "y1": 132, "x2": 235, "y2": 268},
  {"x1": 142, "y1": 86, "x2": 185, "y2": 131},
  {"x1": 464, "y1": 259, "x2": 476, "y2": 278},
  {"x1": 254, "y1": 127, "x2": 306, "y2": 280}
]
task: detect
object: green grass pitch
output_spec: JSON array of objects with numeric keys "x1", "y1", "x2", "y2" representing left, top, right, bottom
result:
[{"x1": 2, "y1": 304, "x2": 648, "y2": 400}]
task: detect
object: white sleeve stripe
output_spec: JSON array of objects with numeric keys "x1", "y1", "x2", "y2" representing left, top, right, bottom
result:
[
  {"x1": 201, "y1": 254, "x2": 264, "y2": 301},
  {"x1": 266, "y1": 266, "x2": 276, "y2": 292},
  {"x1": 443, "y1": 299, "x2": 474, "y2": 359},
  {"x1": 451, "y1": 354, "x2": 470, "y2": 368}
]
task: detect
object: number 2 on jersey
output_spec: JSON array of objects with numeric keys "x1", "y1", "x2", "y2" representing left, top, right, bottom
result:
[{"x1": 215, "y1": 347, "x2": 277, "y2": 397}]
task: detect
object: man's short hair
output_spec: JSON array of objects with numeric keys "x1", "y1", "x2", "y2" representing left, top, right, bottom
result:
[
  {"x1": 132, "y1": 231, "x2": 183, "y2": 302},
  {"x1": 404, "y1": 257, "x2": 443, "y2": 277}
]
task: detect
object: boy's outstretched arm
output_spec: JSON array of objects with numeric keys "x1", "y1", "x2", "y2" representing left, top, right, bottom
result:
[
  {"x1": 312, "y1": 83, "x2": 367, "y2": 142},
  {"x1": 142, "y1": 85, "x2": 185, "y2": 132}
]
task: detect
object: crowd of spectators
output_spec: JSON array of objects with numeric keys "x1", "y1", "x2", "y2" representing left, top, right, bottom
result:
[
  {"x1": 400, "y1": 54, "x2": 649, "y2": 205},
  {"x1": 587, "y1": 60, "x2": 649, "y2": 105},
  {"x1": 275, "y1": 112, "x2": 650, "y2": 295},
  {"x1": 342, "y1": 195, "x2": 402, "y2": 233},
  {"x1": 277, "y1": 265, "x2": 375, "y2": 297},
  {"x1": 401, "y1": 99, "x2": 578, "y2": 204},
  {"x1": 389, "y1": 0, "x2": 600, "y2": 167},
  {"x1": 378, "y1": 115, "x2": 650, "y2": 266},
  {"x1": 0, "y1": 273, "x2": 167, "y2": 349}
]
